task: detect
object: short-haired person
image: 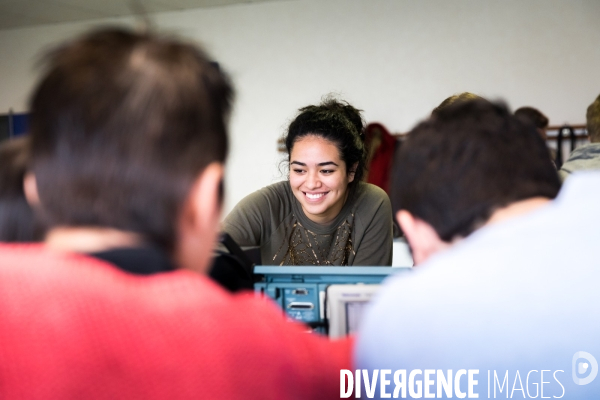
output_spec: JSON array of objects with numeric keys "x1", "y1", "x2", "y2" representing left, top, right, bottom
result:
[
  {"x1": 0, "y1": 136, "x2": 43, "y2": 242},
  {"x1": 514, "y1": 106, "x2": 549, "y2": 139},
  {"x1": 0, "y1": 27, "x2": 350, "y2": 398},
  {"x1": 356, "y1": 100, "x2": 600, "y2": 398},
  {"x1": 223, "y1": 98, "x2": 393, "y2": 266},
  {"x1": 559, "y1": 94, "x2": 600, "y2": 180},
  {"x1": 431, "y1": 91, "x2": 484, "y2": 116},
  {"x1": 515, "y1": 106, "x2": 557, "y2": 166}
]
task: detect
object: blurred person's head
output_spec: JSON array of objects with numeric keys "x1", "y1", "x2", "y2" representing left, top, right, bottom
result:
[
  {"x1": 431, "y1": 92, "x2": 484, "y2": 116},
  {"x1": 586, "y1": 94, "x2": 600, "y2": 143},
  {"x1": 0, "y1": 137, "x2": 43, "y2": 242},
  {"x1": 515, "y1": 106, "x2": 549, "y2": 140},
  {"x1": 27, "y1": 27, "x2": 233, "y2": 273},
  {"x1": 282, "y1": 98, "x2": 367, "y2": 223},
  {"x1": 392, "y1": 100, "x2": 560, "y2": 264}
]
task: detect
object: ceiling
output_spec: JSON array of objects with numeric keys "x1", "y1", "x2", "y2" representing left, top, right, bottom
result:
[{"x1": 0, "y1": 0, "x2": 280, "y2": 31}]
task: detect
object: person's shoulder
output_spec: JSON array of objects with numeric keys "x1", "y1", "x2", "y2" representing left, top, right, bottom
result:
[
  {"x1": 575, "y1": 142, "x2": 600, "y2": 154},
  {"x1": 355, "y1": 182, "x2": 390, "y2": 203},
  {"x1": 243, "y1": 181, "x2": 290, "y2": 203},
  {"x1": 228, "y1": 181, "x2": 290, "y2": 215},
  {"x1": 0, "y1": 243, "x2": 125, "y2": 281},
  {"x1": 0, "y1": 243, "x2": 211, "y2": 297},
  {"x1": 262, "y1": 180, "x2": 291, "y2": 197},
  {"x1": 564, "y1": 143, "x2": 600, "y2": 163},
  {"x1": 351, "y1": 183, "x2": 392, "y2": 219},
  {"x1": 0, "y1": 244, "x2": 278, "y2": 328}
]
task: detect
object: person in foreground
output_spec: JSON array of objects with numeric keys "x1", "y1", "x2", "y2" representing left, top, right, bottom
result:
[
  {"x1": 0, "y1": 27, "x2": 350, "y2": 399},
  {"x1": 223, "y1": 98, "x2": 393, "y2": 266},
  {"x1": 355, "y1": 100, "x2": 600, "y2": 398}
]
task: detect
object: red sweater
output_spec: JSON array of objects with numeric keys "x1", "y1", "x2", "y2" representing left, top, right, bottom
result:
[{"x1": 0, "y1": 244, "x2": 352, "y2": 399}]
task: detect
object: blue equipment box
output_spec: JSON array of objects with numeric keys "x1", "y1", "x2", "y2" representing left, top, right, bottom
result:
[{"x1": 254, "y1": 266, "x2": 406, "y2": 334}]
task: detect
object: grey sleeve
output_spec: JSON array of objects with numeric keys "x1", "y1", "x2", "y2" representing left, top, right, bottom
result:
[
  {"x1": 352, "y1": 190, "x2": 394, "y2": 266},
  {"x1": 221, "y1": 189, "x2": 273, "y2": 247}
]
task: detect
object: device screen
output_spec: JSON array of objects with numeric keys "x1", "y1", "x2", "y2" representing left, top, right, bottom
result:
[{"x1": 345, "y1": 301, "x2": 369, "y2": 334}]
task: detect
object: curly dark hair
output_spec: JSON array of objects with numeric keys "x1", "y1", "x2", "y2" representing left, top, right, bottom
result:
[{"x1": 283, "y1": 97, "x2": 367, "y2": 193}]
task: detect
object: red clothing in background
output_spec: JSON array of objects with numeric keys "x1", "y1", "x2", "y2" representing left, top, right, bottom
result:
[
  {"x1": 0, "y1": 244, "x2": 351, "y2": 399},
  {"x1": 365, "y1": 123, "x2": 397, "y2": 195}
]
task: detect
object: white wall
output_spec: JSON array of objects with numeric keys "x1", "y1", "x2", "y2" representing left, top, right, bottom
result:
[{"x1": 1, "y1": 0, "x2": 600, "y2": 214}]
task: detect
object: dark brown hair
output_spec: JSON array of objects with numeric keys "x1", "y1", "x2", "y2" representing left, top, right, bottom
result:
[
  {"x1": 29, "y1": 27, "x2": 233, "y2": 251},
  {"x1": 392, "y1": 99, "x2": 560, "y2": 242},
  {"x1": 515, "y1": 107, "x2": 549, "y2": 130}
]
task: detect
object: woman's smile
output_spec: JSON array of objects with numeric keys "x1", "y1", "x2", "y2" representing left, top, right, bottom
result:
[{"x1": 304, "y1": 191, "x2": 328, "y2": 201}]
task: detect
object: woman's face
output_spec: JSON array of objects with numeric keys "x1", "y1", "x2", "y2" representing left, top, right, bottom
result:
[{"x1": 289, "y1": 135, "x2": 354, "y2": 225}]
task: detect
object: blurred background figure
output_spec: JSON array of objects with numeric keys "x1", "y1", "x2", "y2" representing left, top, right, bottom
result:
[
  {"x1": 0, "y1": 136, "x2": 43, "y2": 242},
  {"x1": 559, "y1": 94, "x2": 600, "y2": 181},
  {"x1": 515, "y1": 106, "x2": 557, "y2": 167},
  {"x1": 514, "y1": 106, "x2": 549, "y2": 140},
  {"x1": 431, "y1": 92, "x2": 484, "y2": 116}
]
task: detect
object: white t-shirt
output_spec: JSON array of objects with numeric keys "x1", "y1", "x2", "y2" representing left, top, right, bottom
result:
[{"x1": 356, "y1": 172, "x2": 600, "y2": 399}]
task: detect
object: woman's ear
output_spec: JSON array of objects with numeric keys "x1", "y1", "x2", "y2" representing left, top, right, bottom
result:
[{"x1": 348, "y1": 162, "x2": 359, "y2": 182}]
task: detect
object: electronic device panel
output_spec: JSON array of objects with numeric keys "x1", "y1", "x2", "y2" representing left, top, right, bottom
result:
[{"x1": 254, "y1": 266, "x2": 409, "y2": 335}]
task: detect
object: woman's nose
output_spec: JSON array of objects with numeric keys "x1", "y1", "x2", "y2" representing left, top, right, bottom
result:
[{"x1": 305, "y1": 171, "x2": 321, "y2": 189}]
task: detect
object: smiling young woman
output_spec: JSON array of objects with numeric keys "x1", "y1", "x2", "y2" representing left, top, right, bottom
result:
[{"x1": 222, "y1": 98, "x2": 393, "y2": 266}]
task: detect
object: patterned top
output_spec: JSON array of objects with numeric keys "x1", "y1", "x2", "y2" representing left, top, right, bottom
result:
[{"x1": 222, "y1": 181, "x2": 393, "y2": 266}]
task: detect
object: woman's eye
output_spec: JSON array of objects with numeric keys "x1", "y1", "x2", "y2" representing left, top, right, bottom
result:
[
  {"x1": 321, "y1": 170, "x2": 334, "y2": 174},
  {"x1": 293, "y1": 169, "x2": 305, "y2": 174}
]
